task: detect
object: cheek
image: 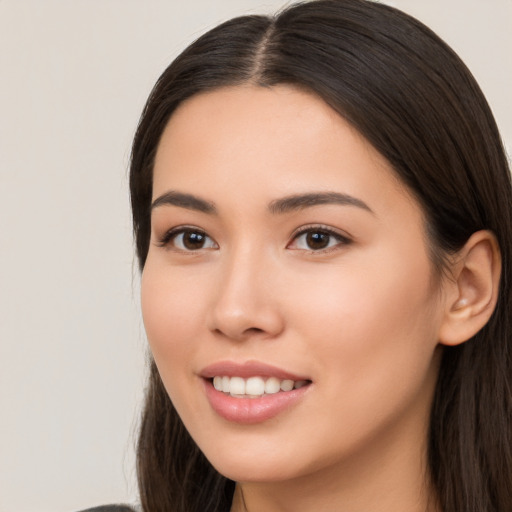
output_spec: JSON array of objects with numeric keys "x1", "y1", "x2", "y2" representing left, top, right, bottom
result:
[
  {"x1": 140, "y1": 261, "x2": 203, "y2": 372},
  {"x1": 281, "y1": 259, "x2": 441, "y2": 459},
  {"x1": 140, "y1": 261, "x2": 213, "y2": 424},
  {"x1": 289, "y1": 249, "x2": 440, "y2": 388}
]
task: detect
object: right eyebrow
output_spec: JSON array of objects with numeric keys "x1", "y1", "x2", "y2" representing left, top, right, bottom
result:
[
  {"x1": 268, "y1": 191, "x2": 373, "y2": 215},
  {"x1": 151, "y1": 191, "x2": 217, "y2": 214}
]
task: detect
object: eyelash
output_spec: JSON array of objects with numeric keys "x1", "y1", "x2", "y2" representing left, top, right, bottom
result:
[
  {"x1": 157, "y1": 226, "x2": 217, "y2": 251},
  {"x1": 288, "y1": 225, "x2": 352, "y2": 253},
  {"x1": 157, "y1": 225, "x2": 351, "y2": 253}
]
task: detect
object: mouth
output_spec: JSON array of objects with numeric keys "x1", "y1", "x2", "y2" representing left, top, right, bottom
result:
[
  {"x1": 200, "y1": 361, "x2": 312, "y2": 423},
  {"x1": 210, "y1": 375, "x2": 311, "y2": 398}
]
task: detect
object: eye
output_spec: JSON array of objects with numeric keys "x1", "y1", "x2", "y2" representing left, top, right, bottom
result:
[
  {"x1": 288, "y1": 226, "x2": 351, "y2": 252},
  {"x1": 159, "y1": 227, "x2": 218, "y2": 251}
]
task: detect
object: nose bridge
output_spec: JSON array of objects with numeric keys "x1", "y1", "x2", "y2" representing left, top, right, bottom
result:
[{"x1": 208, "y1": 239, "x2": 282, "y2": 340}]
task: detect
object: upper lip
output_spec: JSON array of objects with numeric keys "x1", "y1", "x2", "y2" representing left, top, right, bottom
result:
[{"x1": 200, "y1": 360, "x2": 310, "y2": 381}]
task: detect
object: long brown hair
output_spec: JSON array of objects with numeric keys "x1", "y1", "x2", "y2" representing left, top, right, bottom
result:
[{"x1": 130, "y1": 1, "x2": 512, "y2": 510}]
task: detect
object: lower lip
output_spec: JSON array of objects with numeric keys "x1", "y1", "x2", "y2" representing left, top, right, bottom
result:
[{"x1": 203, "y1": 379, "x2": 310, "y2": 424}]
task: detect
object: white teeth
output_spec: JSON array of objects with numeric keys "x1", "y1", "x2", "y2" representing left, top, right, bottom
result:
[
  {"x1": 213, "y1": 376, "x2": 222, "y2": 391},
  {"x1": 245, "y1": 376, "x2": 265, "y2": 396},
  {"x1": 230, "y1": 377, "x2": 245, "y2": 396},
  {"x1": 280, "y1": 379, "x2": 294, "y2": 392},
  {"x1": 212, "y1": 375, "x2": 309, "y2": 397},
  {"x1": 264, "y1": 377, "x2": 281, "y2": 394}
]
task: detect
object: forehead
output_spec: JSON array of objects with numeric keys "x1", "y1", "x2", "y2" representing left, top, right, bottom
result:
[
  {"x1": 152, "y1": 84, "x2": 415, "y2": 218},
  {"x1": 154, "y1": 85, "x2": 348, "y2": 177}
]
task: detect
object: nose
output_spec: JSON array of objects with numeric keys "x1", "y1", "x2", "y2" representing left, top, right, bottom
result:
[{"x1": 207, "y1": 248, "x2": 285, "y2": 342}]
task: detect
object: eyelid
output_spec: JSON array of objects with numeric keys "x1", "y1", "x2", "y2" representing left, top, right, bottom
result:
[
  {"x1": 156, "y1": 225, "x2": 218, "y2": 251},
  {"x1": 155, "y1": 223, "x2": 350, "y2": 252},
  {"x1": 287, "y1": 224, "x2": 352, "y2": 252}
]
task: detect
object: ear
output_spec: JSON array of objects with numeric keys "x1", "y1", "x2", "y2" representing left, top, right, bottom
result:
[{"x1": 438, "y1": 230, "x2": 501, "y2": 346}]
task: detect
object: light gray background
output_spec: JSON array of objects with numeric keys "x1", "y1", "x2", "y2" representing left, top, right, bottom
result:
[{"x1": 0, "y1": 1, "x2": 510, "y2": 511}]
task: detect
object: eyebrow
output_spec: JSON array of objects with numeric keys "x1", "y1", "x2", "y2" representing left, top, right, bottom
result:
[
  {"x1": 151, "y1": 190, "x2": 373, "y2": 216},
  {"x1": 268, "y1": 192, "x2": 373, "y2": 215},
  {"x1": 151, "y1": 191, "x2": 217, "y2": 214}
]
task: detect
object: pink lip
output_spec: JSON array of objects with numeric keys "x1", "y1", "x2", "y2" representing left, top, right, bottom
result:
[
  {"x1": 200, "y1": 360, "x2": 310, "y2": 381},
  {"x1": 203, "y1": 380, "x2": 310, "y2": 424},
  {"x1": 200, "y1": 361, "x2": 312, "y2": 424}
]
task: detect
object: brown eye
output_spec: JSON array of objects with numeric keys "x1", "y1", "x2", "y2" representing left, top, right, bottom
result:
[
  {"x1": 182, "y1": 231, "x2": 207, "y2": 250},
  {"x1": 165, "y1": 229, "x2": 218, "y2": 251},
  {"x1": 288, "y1": 227, "x2": 351, "y2": 252},
  {"x1": 305, "y1": 231, "x2": 330, "y2": 250}
]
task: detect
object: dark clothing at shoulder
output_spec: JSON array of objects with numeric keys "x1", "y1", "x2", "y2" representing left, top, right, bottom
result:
[{"x1": 77, "y1": 506, "x2": 137, "y2": 512}]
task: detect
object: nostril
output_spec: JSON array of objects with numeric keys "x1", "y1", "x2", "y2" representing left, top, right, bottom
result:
[
  {"x1": 209, "y1": 303, "x2": 284, "y2": 341},
  {"x1": 245, "y1": 327, "x2": 265, "y2": 335}
]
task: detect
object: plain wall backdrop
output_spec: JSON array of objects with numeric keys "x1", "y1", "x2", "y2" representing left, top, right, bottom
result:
[{"x1": 0, "y1": 1, "x2": 510, "y2": 511}]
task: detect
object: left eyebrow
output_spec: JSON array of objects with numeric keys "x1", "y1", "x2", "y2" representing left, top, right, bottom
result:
[
  {"x1": 268, "y1": 192, "x2": 374, "y2": 215},
  {"x1": 151, "y1": 191, "x2": 217, "y2": 214}
]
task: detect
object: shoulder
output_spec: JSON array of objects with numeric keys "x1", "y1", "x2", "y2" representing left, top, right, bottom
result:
[{"x1": 76, "y1": 506, "x2": 138, "y2": 512}]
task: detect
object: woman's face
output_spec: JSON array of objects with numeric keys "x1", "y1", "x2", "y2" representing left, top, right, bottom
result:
[{"x1": 142, "y1": 85, "x2": 446, "y2": 484}]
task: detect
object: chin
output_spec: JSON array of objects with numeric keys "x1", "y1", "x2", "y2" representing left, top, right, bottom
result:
[
  {"x1": 212, "y1": 460, "x2": 299, "y2": 483},
  {"x1": 197, "y1": 436, "x2": 321, "y2": 484}
]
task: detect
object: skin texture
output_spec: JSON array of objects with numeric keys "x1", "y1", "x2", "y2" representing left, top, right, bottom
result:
[{"x1": 141, "y1": 85, "x2": 498, "y2": 512}]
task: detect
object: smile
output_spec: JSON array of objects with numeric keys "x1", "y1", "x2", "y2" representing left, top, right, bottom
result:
[
  {"x1": 200, "y1": 361, "x2": 312, "y2": 423},
  {"x1": 204, "y1": 379, "x2": 311, "y2": 424},
  {"x1": 212, "y1": 376, "x2": 310, "y2": 398}
]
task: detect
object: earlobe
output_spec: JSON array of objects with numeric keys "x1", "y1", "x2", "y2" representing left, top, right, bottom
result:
[{"x1": 438, "y1": 230, "x2": 501, "y2": 346}]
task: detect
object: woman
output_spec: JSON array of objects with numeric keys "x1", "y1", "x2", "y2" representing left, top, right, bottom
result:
[{"x1": 127, "y1": 0, "x2": 512, "y2": 511}]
